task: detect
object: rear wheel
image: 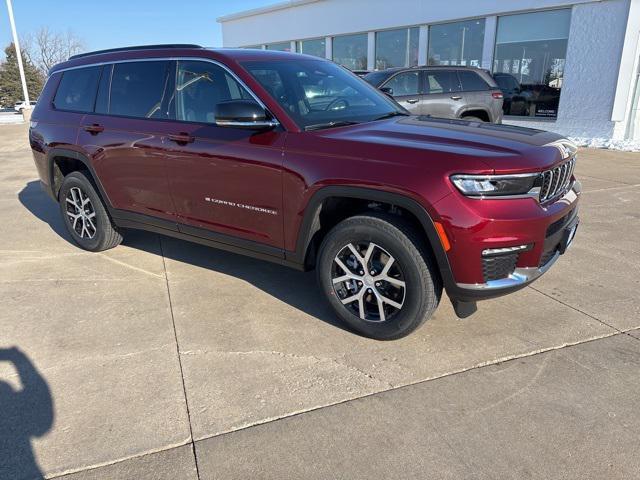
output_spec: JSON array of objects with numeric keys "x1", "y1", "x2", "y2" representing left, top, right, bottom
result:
[
  {"x1": 58, "y1": 171, "x2": 122, "y2": 252},
  {"x1": 317, "y1": 213, "x2": 441, "y2": 340}
]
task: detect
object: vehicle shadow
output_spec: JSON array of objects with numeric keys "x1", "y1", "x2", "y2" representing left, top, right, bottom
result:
[
  {"x1": 18, "y1": 180, "x2": 72, "y2": 242},
  {"x1": 18, "y1": 181, "x2": 348, "y2": 332},
  {"x1": 0, "y1": 347, "x2": 54, "y2": 480}
]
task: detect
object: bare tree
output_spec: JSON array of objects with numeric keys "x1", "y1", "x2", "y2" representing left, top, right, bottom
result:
[{"x1": 23, "y1": 27, "x2": 85, "y2": 74}]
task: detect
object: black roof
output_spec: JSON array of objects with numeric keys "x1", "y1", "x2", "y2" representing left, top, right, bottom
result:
[{"x1": 69, "y1": 44, "x2": 203, "y2": 60}]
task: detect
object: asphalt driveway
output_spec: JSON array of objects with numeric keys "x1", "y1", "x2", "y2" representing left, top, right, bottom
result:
[{"x1": 1, "y1": 123, "x2": 639, "y2": 479}]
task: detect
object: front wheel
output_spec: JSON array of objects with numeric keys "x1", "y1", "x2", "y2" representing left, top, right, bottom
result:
[{"x1": 317, "y1": 213, "x2": 441, "y2": 340}]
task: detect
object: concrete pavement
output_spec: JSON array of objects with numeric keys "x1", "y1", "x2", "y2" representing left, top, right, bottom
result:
[{"x1": 0, "y1": 123, "x2": 638, "y2": 479}]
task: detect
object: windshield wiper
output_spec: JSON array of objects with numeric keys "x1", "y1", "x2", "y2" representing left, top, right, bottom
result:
[
  {"x1": 304, "y1": 120, "x2": 360, "y2": 131},
  {"x1": 372, "y1": 111, "x2": 410, "y2": 121}
]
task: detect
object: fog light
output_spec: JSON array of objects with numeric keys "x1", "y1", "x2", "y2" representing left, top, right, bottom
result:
[{"x1": 482, "y1": 244, "x2": 532, "y2": 257}]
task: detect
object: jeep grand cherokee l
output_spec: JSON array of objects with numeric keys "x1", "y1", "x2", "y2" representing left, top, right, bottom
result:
[{"x1": 29, "y1": 45, "x2": 580, "y2": 340}]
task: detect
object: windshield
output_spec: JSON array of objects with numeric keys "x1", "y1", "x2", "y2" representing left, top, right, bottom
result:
[{"x1": 241, "y1": 59, "x2": 405, "y2": 130}]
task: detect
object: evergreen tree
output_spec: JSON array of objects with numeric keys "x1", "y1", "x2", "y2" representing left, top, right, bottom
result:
[{"x1": 0, "y1": 43, "x2": 44, "y2": 107}]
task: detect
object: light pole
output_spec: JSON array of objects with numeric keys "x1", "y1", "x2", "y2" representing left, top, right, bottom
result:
[{"x1": 5, "y1": 0, "x2": 30, "y2": 114}]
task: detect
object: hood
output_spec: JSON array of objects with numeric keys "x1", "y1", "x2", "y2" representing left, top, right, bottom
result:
[{"x1": 320, "y1": 115, "x2": 566, "y2": 173}]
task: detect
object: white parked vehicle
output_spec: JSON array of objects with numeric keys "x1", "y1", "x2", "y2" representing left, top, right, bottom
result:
[{"x1": 14, "y1": 100, "x2": 37, "y2": 113}]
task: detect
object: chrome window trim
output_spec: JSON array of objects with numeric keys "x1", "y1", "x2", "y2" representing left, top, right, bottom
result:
[{"x1": 51, "y1": 56, "x2": 280, "y2": 127}]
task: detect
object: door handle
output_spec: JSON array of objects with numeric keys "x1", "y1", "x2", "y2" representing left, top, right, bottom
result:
[
  {"x1": 83, "y1": 124, "x2": 104, "y2": 134},
  {"x1": 168, "y1": 133, "x2": 195, "y2": 144},
  {"x1": 450, "y1": 95, "x2": 462, "y2": 101},
  {"x1": 406, "y1": 99, "x2": 419, "y2": 104}
]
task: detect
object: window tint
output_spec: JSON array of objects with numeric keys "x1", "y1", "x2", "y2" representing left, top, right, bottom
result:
[
  {"x1": 53, "y1": 66, "x2": 101, "y2": 112},
  {"x1": 425, "y1": 70, "x2": 460, "y2": 94},
  {"x1": 174, "y1": 60, "x2": 251, "y2": 123},
  {"x1": 95, "y1": 64, "x2": 112, "y2": 114},
  {"x1": 383, "y1": 71, "x2": 420, "y2": 96},
  {"x1": 109, "y1": 61, "x2": 170, "y2": 118},
  {"x1": 458, "y1": 71, "x2": 489, "y2": 91}
]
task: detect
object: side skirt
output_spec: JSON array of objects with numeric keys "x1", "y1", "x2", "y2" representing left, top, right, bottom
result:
[{"x1": 111, "y1": 210, "x2": 305, "y2": 271}]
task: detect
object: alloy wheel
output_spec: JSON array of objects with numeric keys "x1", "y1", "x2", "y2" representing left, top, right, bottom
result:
[
  {"x1": 65, "y1": 186, "x2": 97, "y2": 239},
  {"x1": 331, "y1": 242, "x2": 406, "y2": 322}
]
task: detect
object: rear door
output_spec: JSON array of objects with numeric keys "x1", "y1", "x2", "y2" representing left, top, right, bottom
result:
[
  {"x1": 422, "y1": 69, "x2": 462, "y2": 118},
  {"x1": 381, "y1": 70, "x2": 423, "y2": 114},
  {"x1": 77, "y1": 61, "x2": 177, "y2": 223}
]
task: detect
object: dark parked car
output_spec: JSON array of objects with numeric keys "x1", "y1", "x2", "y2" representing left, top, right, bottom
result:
[
  {"x1": 364, "y1": 65, "x2": 504, "y2": 123},
  {"x1": 492, "y1": 72, "x2": 532, "y2": 116},
  {"x1": 29, "y1": 45, "x2": 580, "y2": 339}
]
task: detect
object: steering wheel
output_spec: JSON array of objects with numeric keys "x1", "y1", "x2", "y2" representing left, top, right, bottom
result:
[{"x1": 325, "y1": 98, "x2": 349, "y2": 111}]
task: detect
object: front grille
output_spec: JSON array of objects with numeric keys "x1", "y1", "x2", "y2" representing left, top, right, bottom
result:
[
  {"x1": 539, "y1": 157, "x2": 576, "y2": 203},
  {"x1": 482, "y1": 253, "x2": 519, "y2": 282}
]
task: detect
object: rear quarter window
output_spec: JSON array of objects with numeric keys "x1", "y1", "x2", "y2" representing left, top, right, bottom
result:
[
  {"x1": 458, "y1": 71, "x2": 490, "y2": 91},
  {"x1": 53, "y1": 66, "x2": 101, "y2": 112}
]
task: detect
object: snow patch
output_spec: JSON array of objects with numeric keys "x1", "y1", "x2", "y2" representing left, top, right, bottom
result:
[{"x1": 569, "y1": 137, "x2": 640, "y2": 152}]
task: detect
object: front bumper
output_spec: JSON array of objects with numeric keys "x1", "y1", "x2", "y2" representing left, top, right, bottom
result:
[{"x1": 436, "y1": 179, "x2": 581, "y2": 302}]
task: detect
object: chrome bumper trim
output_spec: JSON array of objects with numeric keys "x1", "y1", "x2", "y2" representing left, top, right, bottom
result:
[{"x1": 456, "y1": 251, "x2": 560, "y2": 291}]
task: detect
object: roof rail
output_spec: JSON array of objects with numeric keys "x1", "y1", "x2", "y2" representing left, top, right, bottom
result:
[{"x1": 69, "y1": 44, "x2": 203, "y2": 60}]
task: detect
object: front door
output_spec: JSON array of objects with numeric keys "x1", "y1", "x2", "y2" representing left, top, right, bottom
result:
[
  {"x1": 382, "y1": 70, "x2": 423, "y2": 114},
  {"x1": 163, "y1": 59, "x2": 286, "y2": 249}
]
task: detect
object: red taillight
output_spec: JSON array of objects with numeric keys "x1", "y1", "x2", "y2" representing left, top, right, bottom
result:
[{"x1": 492, "y1": 91, "x2": 504, "y2": 99}]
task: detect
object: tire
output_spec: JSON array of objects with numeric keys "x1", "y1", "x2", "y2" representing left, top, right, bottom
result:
[
  {"x1": 58, "y1": 171, "x2": 122, "y2": 252},
  {"x1": 462, "y1": 116, "x2": 484, "y2": 122},
  {"x1": 317, "y1": 213, "x2": 442, "y2": 340}
]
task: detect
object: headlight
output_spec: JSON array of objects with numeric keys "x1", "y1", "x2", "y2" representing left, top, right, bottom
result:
[{"x1": 450, "y1": 173, "x2": 539, "y2": 198}]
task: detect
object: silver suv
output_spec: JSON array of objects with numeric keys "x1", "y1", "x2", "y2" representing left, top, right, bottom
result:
[{"x1": 363, "y1": 66, "x2": 503, "y2": 123}]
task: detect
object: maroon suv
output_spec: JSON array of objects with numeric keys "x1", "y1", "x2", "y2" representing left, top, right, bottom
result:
[{"x1": 29, "y1": 45, "x2": 580, "y2": 339}]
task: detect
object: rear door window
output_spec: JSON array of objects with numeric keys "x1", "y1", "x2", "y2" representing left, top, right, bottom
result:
[
  {"x1": 53, "y1": 66, "x2": 101, "y2": 112},
  {"x1": 109, "y1": 61, "x2": 170, "y2": 119},
  {"x1": 458, "y1": 71, "x2": 490, "y2": 91},
  {"x1": 425, "y1": 70, "x2": 460, "y2": 94},
  {"x1": 383, "y1": 71, "x2": 420, "y2": 96}
]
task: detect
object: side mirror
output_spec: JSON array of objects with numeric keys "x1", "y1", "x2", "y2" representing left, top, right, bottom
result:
[
  {"x1": 215, "y1": 100, "x2": 278, "y2": 130},
  {"x1": 380, "y1": 87, "x2": 394, "y2": 97}
]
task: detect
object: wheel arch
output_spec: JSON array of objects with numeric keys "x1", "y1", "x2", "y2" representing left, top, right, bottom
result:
[
  {"x1": 47, "y1": 148, "x2": 113, "y2": 208},
  {"x1": 288, "y1": 186, "x2": 456, "y2": 291},
  {"x1": 458, "y1": 107, "x2": 491, "y2": 122}
]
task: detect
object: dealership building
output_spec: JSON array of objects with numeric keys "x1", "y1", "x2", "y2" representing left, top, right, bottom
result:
[{"x1": 218, "y1": 0, "x2": 640, "y2": 145}]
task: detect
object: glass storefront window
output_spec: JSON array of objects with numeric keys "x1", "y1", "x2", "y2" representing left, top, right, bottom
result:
[
  {"x1": 332, "y1": 33, "x2": 368, "y2": 71},
  {"x1": 428, "y1": 19, "x2": 485, "y2": 67},
  {"x1": 266, "y1": 42, "x2": 292, "y2": 52},
  {"x1": 375, "y1": 27, "x2": 419, "y2": 69},
  {"x1": 493, "y1": 9, "x2": 571, "y2": 118},
  {"x1": 298, "y1": 38, "x2": 326, "y2": 58}
]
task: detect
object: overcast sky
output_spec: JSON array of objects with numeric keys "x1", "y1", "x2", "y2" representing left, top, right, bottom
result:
[{"x1": 0, "y1": 0, "x2": 275, "y2": 55}]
